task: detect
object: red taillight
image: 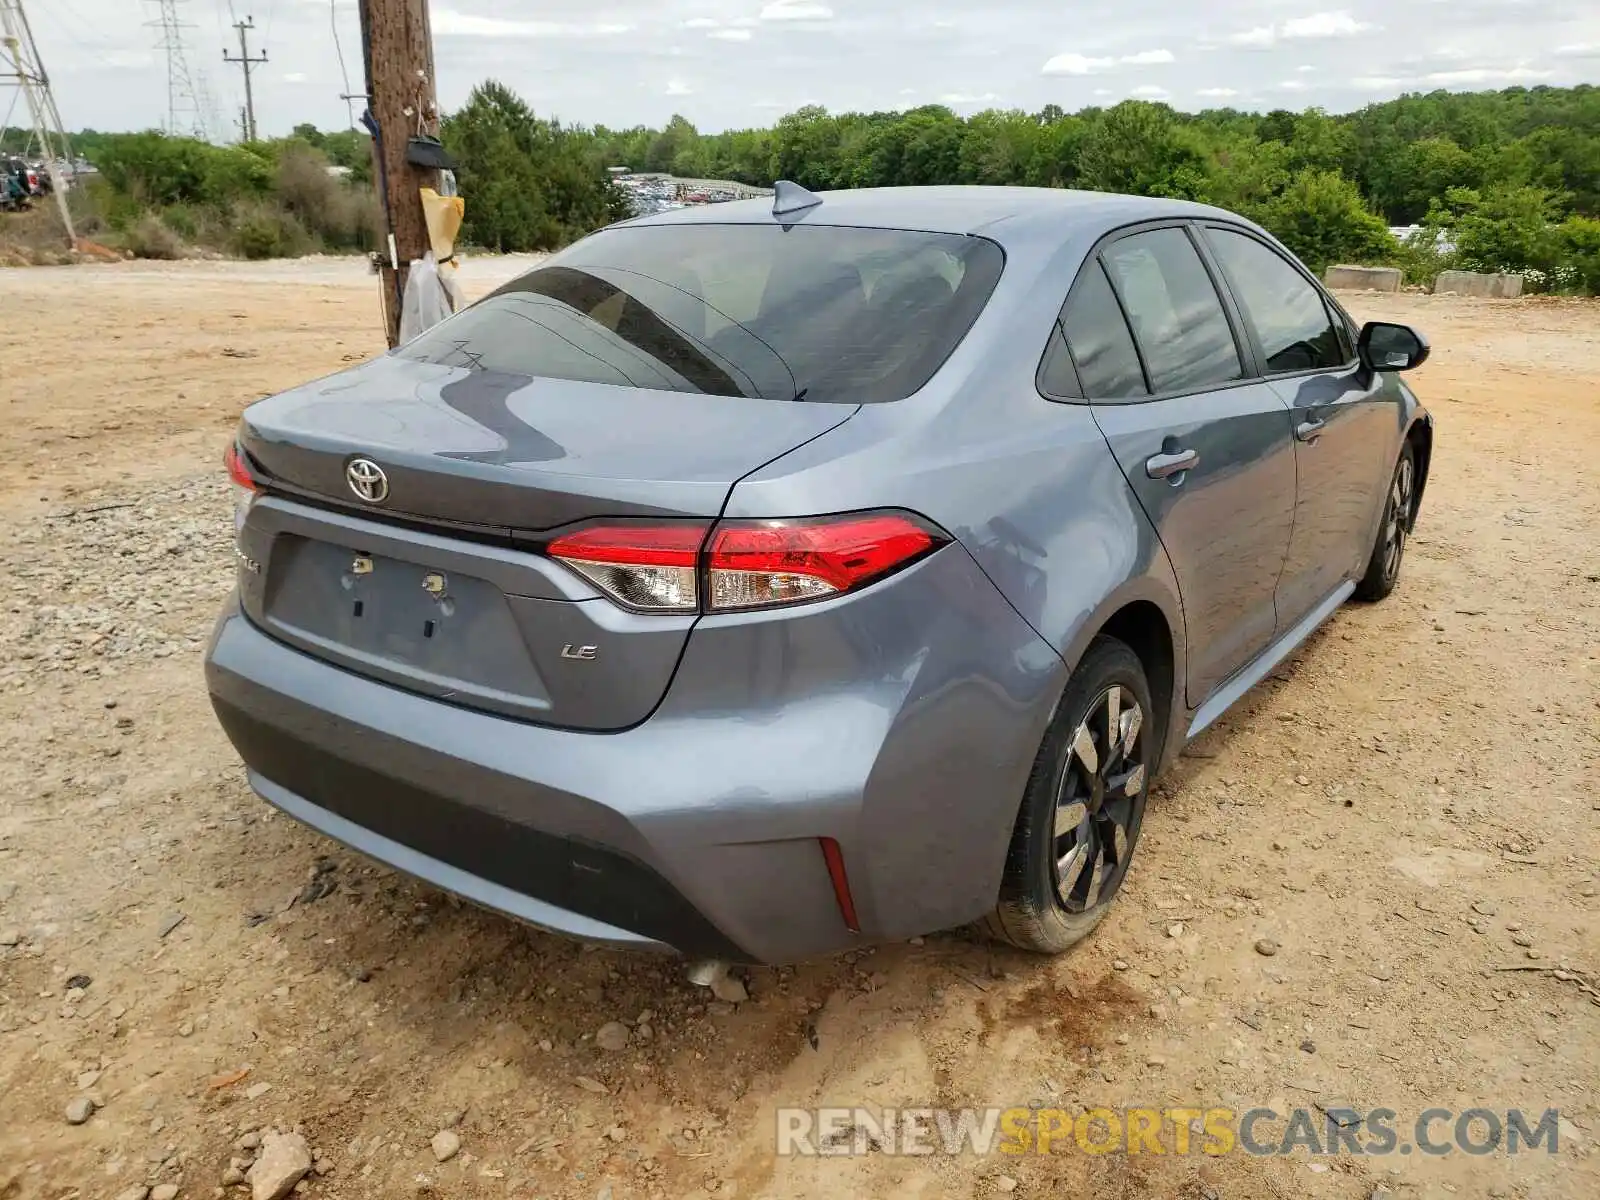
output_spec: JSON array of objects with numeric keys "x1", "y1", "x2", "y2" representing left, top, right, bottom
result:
[
  {"x1": 224, "y1": 443, "x2": 259, "y2": 492},
  {"x1": 546, "y1": 522, "x2": 708, "y2": 612},
  {"x1": 706, "y1": 513, "x2": 941, "y2": 611},
  {"x1": 545, "y1": 511, "x2": 944, "y2": 614}
]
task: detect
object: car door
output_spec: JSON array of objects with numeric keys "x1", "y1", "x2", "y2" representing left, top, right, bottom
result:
[
  {"x1": 1057, "y1": 224, "x2": 1297, "y2": 707},
  {"x1": 1201, "y1": 225, "x2": 1395, "y2": 628}
]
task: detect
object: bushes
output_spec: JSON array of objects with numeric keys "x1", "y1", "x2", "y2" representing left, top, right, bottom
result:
[
  {"x1": 1255, "y1": 170, "x2": 1398, "y2": 274},
  {"x1": 229, "y1": 200, "x2": 313, "y2": 259},
  {"x1": 92, "y1": 132, "x2": 273, "y2": 208},
  {"x1": 274, "y1": 143, "x2": 380, "y2": 251},
  {"x1": 1558, "y1": 216, "x2": 1600, "y2": 294},
  {"x1": 75, "y1": 130, "x2": 378, "y2": 260},
  {"x1": 123, "y1": 213, "x2": 186, "y2": 259}
]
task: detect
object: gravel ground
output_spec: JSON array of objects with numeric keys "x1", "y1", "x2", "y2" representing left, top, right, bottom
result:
[{"x1": 0, "y1": 264, "x2": 1596, "y2": 1200}]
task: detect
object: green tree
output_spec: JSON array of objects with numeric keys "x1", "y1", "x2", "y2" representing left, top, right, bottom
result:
[
  {"x1": 1076, "y1": 102, "x2": 1209, "y2": 199},
  {"x1": 1441, "y1": 184, "x2": 1564, "y2": 275},
  {"x1": 442, "y1": 80, "x2": 629, "y2": 253},
  {"x1": 1257, "y1": 169, "x2": 1397, "y2": 272}
]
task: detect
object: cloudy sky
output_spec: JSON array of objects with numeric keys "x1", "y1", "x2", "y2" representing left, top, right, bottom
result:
[{"x1": 26, "y1": 0, "x2": 1600, "y2": 139}]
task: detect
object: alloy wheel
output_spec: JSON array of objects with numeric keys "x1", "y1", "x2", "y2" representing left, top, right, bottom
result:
[
  {"x1": 1053, "y1": 685, "x2": 1146, "y2": 913},
  {"x1": 1383, "y1": 455, "x2": 1414, "y2": 581}
]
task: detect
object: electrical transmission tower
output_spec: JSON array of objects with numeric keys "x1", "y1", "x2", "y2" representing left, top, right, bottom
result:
[
  {"x1": 147, "y1": 0, "x2": 210, "y2": 140},
  {"x1": 0, "y1": 0, "x2": 76, "y2": 243}
]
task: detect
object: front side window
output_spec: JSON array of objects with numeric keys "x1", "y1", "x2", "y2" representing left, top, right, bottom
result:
[
  {"x1": 1101, "y1": 228, "x2": 1243, "y2": 394},
  {"x1": 397, "y1": 224, "x2": 1005, "y2": 405},
  {"x1": 1206, "y1": 228, "x2": 1346, "y2": 373}
]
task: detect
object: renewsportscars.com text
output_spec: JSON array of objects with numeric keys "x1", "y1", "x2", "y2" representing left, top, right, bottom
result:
[{"x1": 775, "y1": 1106, "x2": 1563, "y2": 1157}]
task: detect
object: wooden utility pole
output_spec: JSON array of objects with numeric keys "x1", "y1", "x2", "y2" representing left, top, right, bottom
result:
[
  {"x1": 357, "y1": 0, "x2": 439, "y2": 347},
  {"x1": 222, "y1": 16, "x2": 266, "y2": 142}
]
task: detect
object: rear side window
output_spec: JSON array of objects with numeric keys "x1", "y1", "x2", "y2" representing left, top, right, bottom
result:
[
  {"x1": 1101, "y1": 228, "x2": 1242, "y2": 394},
  {"x1": 1061, "y1": 262, "x2": 1147, "y2": 399},
  {"x1": 1206, "y1": 228, "x2": 1347, "y2": 373},
  {"x1": 396, "y1": 224, "x2": 1005, "y2": 404},
  {"x1": 1037, "y1": 324, "x2": 1083, "y2": 399}
]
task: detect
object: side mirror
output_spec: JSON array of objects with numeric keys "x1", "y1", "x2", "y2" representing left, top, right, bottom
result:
[{"x1": 1358, "y1": 321, "x2": 1430, "y2": 373}]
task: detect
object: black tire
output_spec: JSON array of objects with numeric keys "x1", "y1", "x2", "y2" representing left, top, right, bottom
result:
[
  {"x1": 986, "y1": 636, "x2": 1157, "y2": 954},
  {"x1": 1354, "y1": 441, "x2": 1417, "y2": 603}
]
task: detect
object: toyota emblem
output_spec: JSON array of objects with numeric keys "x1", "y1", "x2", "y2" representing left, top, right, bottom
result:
[{"x1": 346, "y1": 458, "x2": 389, "y2": 504}]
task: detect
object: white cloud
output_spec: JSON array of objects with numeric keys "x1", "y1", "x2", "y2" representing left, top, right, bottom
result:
[
  {"x1": 1122, "y1": 49, "x2": 1175, "y2": 65},
  {"x1": 709, "y1": 28, "x2": 753, "y2": 41},
  {"x1": 760, "y1": 1, "x2": 834, "y2": 20},
  {"x1": 1228, "y1": 25, "x2": 1277, "y2": 48},
  {"x1": 940, "y1": 91, "x2": 1001, "y2": 105},
  {"x1": 1196, "y1": 86, "x2": 1239, "y2": 97},
  {"x1": 1131, "y1": 85, "x2": 1170, "y2": 98},
  {"x1": 1227, "y1": 11, "x2": 1374, "y2": 49},
  {"x1": 1041, "y1": 47, "x2": 1175, "y2": 74},
  {"x1": 665, "y1": 79, "x2": 695, "y2": 95},
  {"x1": 1043, "y1": 53, "x2": 1114, "y2": 75},
  {"x1": 1281, "y1": 11, "x2": 1374, "y2": 39},
  {"x1": 682, "y1": 17, "x2": 718, "y2": 29},
  {"x1": 1297, "y1": 64, "x2": 1315, "y2": 72},
  {"x1": 731, "y1": 15, "x2": 760, "y2": 26},
  {"x1": 898, "y1": 88, "x2": 918, "y2": 95},
  {"x1": 1352, "y1": 75, "x2": 1403, "y2": 90},
  {"x1": 1423, "y1": 65, "x2": 1552, "y2": 84},
  {"x1": 432, "y1": 11, "x2": 632, "y2": 38},
  {"x1": 1554, "y1": 43, "x2": 1599, "y2": 58},
  {"x1": 1277, "y1": 79, "x2": 1308, "y2": 91},
  {"x1": 282, "y1": 73, "x2": 307, "y2": 83},
  {"x1": 1093, "y1": 88, "x2": 1114, "y2": 96}
]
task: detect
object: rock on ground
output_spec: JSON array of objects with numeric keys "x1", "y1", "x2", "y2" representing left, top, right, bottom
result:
[
  {"x1": 432, "y1": 1128, "x2": 462, "y2": 1162},
  {"x1": 248, "y1": 1131, "x2": 312, "y2": 1200}
]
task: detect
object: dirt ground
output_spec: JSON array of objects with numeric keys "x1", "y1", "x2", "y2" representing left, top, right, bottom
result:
[{"x1": 0, "y1": 258, "x2": 1596, "y2": 1200}]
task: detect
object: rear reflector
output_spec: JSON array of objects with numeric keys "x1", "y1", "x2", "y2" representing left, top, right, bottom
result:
[
  {"x1": 545, "y1": 511, "x2": 945, "y2": 614},
  {"x1": 818, "y1": 837, "x2": 861, "y2": 933},
  {"x1": 707, "y1": 513, "x2": 942, "y2": 611},
  {"x1": 546, "y1": 523, "x2": 708, "y2": 612}
]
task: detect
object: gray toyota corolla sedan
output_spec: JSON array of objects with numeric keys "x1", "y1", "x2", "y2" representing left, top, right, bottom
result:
[{"x1": 205, "y1": 184, "x2": 1433, "y2": 964}]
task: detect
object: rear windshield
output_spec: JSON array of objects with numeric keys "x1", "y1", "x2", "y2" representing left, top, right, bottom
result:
[{"x1": 396, "y1": 224, "x2": 1005, "y2": 404}]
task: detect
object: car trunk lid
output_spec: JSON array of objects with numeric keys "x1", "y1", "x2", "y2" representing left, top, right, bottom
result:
[{"x1": 234, "y1": 355, "x2": 856, "y2": 730}]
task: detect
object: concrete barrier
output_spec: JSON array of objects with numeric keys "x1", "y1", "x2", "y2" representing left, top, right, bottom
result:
[
  {"x1": 1324, "y1": 265, "x2": 1402, "y2": 292},
  {"x1": 1433, "y1": 269, "x2": 1524, "y2": 299}
]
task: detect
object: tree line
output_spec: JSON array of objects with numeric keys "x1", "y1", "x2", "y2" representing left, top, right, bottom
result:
[{"x1": 4, "y1": 82, "x2": 1598, "y2": 290}]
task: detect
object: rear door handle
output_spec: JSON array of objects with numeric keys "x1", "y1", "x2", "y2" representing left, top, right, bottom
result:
[
  {"x1": 1295, "y1": 416, "x2": 1326, "y2": 443},
  {"x1": 1145, "y1": 448, "x2": 1199, "y2": 479}
]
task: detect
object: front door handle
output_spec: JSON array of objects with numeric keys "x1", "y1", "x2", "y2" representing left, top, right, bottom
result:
[
  {"x1": 1295, "y1": 416, "x2": 1326, "y2": 443},
  {"x1": 1145, "y1": 448, "x2": 1199, "y2": 479}
]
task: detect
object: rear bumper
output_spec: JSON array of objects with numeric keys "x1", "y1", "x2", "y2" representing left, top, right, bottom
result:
[{"x1": 204, "y1": 544, "x2": 1065, "y2": 964}]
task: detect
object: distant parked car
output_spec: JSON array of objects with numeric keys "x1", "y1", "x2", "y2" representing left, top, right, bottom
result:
[
  {"x1": 1, "y1": 157, "x2": 34, "y2": 210},
  {"x1": 206, "y1": 185, "x2": 1433, "y2": 964}
]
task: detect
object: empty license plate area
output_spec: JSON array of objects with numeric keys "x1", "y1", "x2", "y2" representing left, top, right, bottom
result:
[{"x1": 262, "y1": 534, "x2": 553, "y2": 717}]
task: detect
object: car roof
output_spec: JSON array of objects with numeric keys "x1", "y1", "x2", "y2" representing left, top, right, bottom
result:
[{"x1": 618, "y1": 185, "x2": 1245, "y2": 247}]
